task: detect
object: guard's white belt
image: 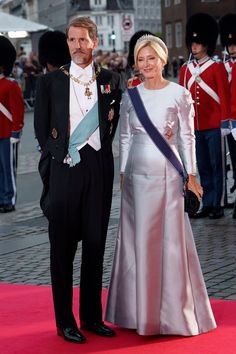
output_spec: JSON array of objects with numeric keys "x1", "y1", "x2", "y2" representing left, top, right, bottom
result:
[
  {"x1": 187, "y1": 60, "x2": 220, "y2": 104},
  {"x1": 0, "y1": 102, "x2": 12, "y2": 122}
]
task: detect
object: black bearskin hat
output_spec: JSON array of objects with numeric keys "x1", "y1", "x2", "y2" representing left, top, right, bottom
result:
[
  {"x1": 127, "y1": 30, "x2": 153, "y2": 68},
  {"x1": 0, "y1": 36, "x2": 16, "y2": 77},
  {"x1": 219, "y1": 13, "x2": 236, "y2": 48},
  {"x1": 186, "y1": 13, "x2": 218, "y2": 56},
  {"x1": 38, "y1": 30, "x2": 71, "y2": 69}
]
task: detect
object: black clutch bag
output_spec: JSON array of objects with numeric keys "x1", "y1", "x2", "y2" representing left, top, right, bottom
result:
[{"x1": 184, "y1": 189, "x2": 200, "y2": 215}]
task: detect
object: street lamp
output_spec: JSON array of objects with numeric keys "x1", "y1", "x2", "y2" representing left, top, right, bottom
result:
[{"x1": 110, "y1": 30, "x2": 116, "y2": 53}]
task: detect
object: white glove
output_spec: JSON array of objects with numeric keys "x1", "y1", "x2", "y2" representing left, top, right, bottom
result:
[
  {"x1": 10, "y1": 137, "x2": 20, "y2": 144},
  {"x1": 231, "y1": 128, "x2": 236, "y2": 140},
  {"x1": 221, "y1": 128, "x2": 231, "y2": 137}
]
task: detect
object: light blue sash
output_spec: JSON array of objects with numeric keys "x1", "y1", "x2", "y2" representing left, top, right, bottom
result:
[{"x1": 68, "y1": 101, "x2": 99, "y2": 167}]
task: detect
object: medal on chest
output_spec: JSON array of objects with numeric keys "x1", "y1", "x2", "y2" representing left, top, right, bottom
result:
[{"x1": 84, "y1": 86, "x2": 93, "y2": 99}]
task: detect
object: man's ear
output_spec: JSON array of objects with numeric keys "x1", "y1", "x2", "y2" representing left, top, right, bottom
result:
[{"x1": 93, "y1": 37, "x2": 99, "y2": 49}]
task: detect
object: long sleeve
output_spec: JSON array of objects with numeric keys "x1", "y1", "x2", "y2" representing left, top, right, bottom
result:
[
  {"x1": 179, "y1": 63, "x2": 188, "y2": 88},
  {"x1": 119, "y1": 91, "x2": 132, "y2": 173},
  {"x1": 177, "y1": 89, "x2": 197, "y2": 175},
  {"x1": 215, "y1": 62, "x2": 231, "y2": 121},
  {"x1": 9, "y1": 81, "x2": 24, "y2": 133},
  {"x1": 34, "y1": 74, "x2": 51, "y2": 151}
]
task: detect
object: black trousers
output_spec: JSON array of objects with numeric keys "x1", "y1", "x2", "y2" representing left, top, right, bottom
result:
[
  {"x1": 48, "y1": 143, "x2": 114, "y2": 328},
  {"x1": 227, "y1": 133, "x2": 236, "y2": 182}
]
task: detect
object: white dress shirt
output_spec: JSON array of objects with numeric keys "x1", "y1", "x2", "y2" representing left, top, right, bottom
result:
[{"x1": 69, "y1": 60, "x2": 101, "y2": 151}]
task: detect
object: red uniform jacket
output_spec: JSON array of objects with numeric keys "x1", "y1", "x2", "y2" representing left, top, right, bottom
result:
[
  {"x1": 0, "y1": 77, "x2": 24, "y2": 139},
  {"x1": 179, "y1": 57, "x2": 230, "y2": 131}
]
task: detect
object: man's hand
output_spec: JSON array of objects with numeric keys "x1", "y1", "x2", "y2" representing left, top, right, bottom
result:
[
  {"x1": 221, "y1": 128, "x2": 231, "y2": 137},
  {"x1": 10, "y1": 137, "x2": 20, "y2": 144},
  {"x1": 10, "y1": 131, "x2": 22, "y2": 144},
  {"x1": 231, "y1": 128, "x2": 236, "y2": 140}
]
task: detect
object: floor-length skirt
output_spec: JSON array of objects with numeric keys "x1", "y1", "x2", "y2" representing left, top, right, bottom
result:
[{"x1": 105, "y1": 134, "x2": 216, "y2": 336}]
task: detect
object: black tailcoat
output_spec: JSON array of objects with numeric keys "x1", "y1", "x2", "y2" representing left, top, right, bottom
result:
[{"x1": 34, "y1": 64, "x2": 121, "y2": 327}]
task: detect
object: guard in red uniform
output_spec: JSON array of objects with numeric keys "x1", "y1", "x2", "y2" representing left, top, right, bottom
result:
[
  {"x1": 0, "y1": 36, "x2": 24, "y2": 212},
  {"x1": 179, "y1": 13, "x2": 231, "y2": 219},
  {"x1": 219, "y1": 14, "x2": 236, "y2": 218}
]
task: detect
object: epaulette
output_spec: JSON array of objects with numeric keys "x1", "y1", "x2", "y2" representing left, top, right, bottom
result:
[
  {"x1": 211, "y1": 56, "x2": 222, "y2": 63},
  {"x1": 6, "y1": 76, "x2": 16, "y2": 82}
]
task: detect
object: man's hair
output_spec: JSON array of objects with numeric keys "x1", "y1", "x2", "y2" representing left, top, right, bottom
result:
[{"x1": 66, "y1": 16, "x2": 98, "y2": 40}]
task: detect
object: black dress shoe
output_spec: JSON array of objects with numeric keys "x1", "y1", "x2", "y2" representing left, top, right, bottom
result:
[
  {"x1": 57, "y1": 327, "x2": 86, "y2": 344},
  {"x1": 209, "y1": 207, "x2": 224, "y2": 219},
  {"x1": 192, "y1": 207, "x2": 212, "y2": 218},
  {"x1": 230, "y1": 183, "x2": 236, "y2": 193},
  {"x1": 0, "y1": 204, "x2": 15, "y2": 213},
  {"x1": 80, "y1": 321, "x2": 116, "y2": 337},
  {"x1": 224, "y1": 202, "x2": 234, "y2": 209}
]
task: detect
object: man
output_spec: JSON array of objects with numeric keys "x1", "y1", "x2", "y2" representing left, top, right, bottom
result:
[
  {"x1": 34, "y1": 16, "x2": 121, "y2": 344},
  {"x1": 179, "y1": 13, "x2": 231, "y2": 219},
  {"x1": 0, "y1": 36, "x2": 24, "y2": 213},
  {"x1": 219, "y1": 14, "x2": 236, "y2": 217}
]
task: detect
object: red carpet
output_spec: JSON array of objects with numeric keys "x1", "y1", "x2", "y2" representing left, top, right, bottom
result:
[{"x1": 0, "y1": 283, "x2": 236, "y2": 354}]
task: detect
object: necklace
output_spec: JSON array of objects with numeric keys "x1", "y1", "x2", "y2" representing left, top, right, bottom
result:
[
  {"x1": 71, "y1": 81, "x2": 87, "y2": 117},
  {"x1": 60, "y1": 65, "x2": 101, "y2": 99}
]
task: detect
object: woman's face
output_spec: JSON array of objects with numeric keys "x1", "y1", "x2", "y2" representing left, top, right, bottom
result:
[{"x1": 136, "y1": 45, "x2": 163, "y2": 80}]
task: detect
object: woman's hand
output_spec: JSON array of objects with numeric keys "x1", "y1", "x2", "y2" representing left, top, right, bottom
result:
[{"x1": 187, "y1": 174, "x2": 203, "y2": 201}]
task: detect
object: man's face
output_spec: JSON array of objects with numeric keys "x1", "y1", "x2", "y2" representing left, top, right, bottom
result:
[
  {"x1": 67, "y1": 26, "x2": 98, "y2": 68},
  {"x1": 191, "y1": 42, "x2": 208, "y2": 60},
  {"x1": 228, "y1": 44, "x2": 236, "y2": 59}
]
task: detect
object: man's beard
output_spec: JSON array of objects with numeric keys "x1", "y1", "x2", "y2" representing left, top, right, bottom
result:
[
  {"x1": 73, "y1": 56, "x2": 89, "y2": 65},
  {"x1": 72, "y1": 50, "x2": 92, "y2": 65}
]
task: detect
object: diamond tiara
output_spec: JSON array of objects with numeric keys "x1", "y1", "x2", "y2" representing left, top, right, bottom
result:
[{"x1": 136, "y1": 34, "x2": 168, "y2": 54}]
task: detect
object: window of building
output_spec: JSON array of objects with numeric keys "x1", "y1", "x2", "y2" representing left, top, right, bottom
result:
[
  {"x1": 95, "y1": 0, "x2": 102, "y2": 4},
  {"x1": 108, "y1": 33, "x2": 112, "y2": 46},
  {"x1": 137, "y1": 7, "x2": 142, "y2": 16},
  {"x1": 175, "y1": 21, "x2": 182, "y2": 48},
  {"x1": 174, "y1": 0, "x2": 181, "y2": 4},
  {"x1": 166, "y1": 23, "x2": 172, "y2": 48},
  {"x1": 98, "y1": 34, "x2": 104, "y2": 46},
  {"x1": 95, "y1": 15, "x2": 103, "y2": 26},
  {"x1": 107, "y1": 15, "x2": 114, "y2": 28},
  {"x1": 165, "y1": 0, "x2": 171, "y2": 7}
]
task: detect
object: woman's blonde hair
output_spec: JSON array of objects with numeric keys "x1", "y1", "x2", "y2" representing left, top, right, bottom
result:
[{"x1": 134, "y1": 35, "x2": 168, "y2": 65}]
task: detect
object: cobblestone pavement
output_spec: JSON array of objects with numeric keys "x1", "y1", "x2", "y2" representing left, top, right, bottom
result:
[
  {"x1": 0, "y1": 108, "x2": 236, "y2": 301},
  {"x1": 1, "y1": 177, "x2": 236, "y2": 300}
]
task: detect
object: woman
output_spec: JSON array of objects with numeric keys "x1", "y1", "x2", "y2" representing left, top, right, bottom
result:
[
  {"x1": 105, "y1": 35, "x2": 216, "y2": 336},
  {"x1": 126, "y1": 30, "x2": 153, "y2": 88}
]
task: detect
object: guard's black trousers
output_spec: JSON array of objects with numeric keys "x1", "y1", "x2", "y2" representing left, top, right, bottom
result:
[{"x1": 48, "y1": 143, "x2": 114, "y2": 328}]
